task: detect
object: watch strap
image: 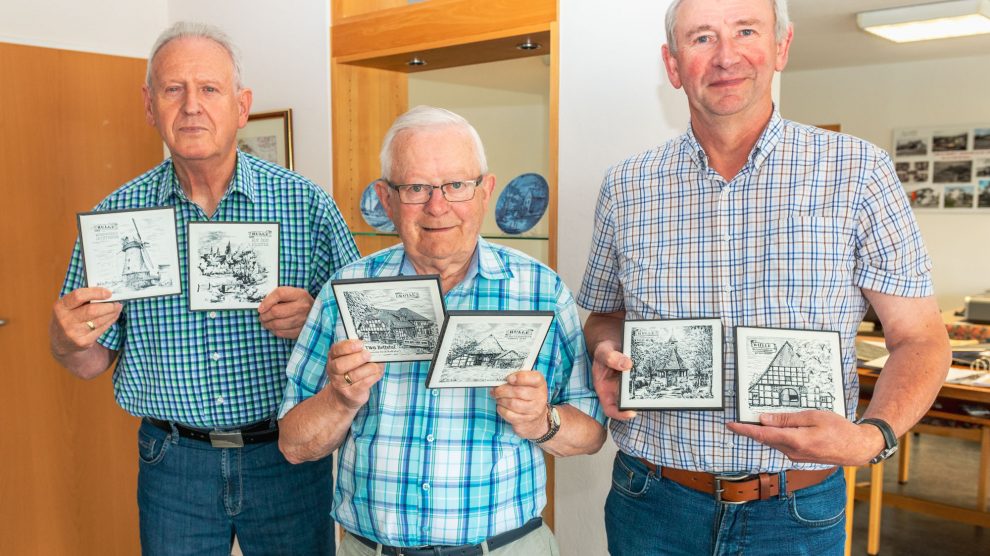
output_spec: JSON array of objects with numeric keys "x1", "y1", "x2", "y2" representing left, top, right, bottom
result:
[
  {"x1": 856, "y1": 417, "x2": 899, "y2": 464},
  {"x1": 533, "y1": 404, "x2": 560, "y2": 444}
]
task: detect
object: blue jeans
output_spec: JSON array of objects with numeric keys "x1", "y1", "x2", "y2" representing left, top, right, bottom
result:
[
  {"x1": 604, "y1": 451, "x2": 845, "y2": 556},
  {"x1": 136, "y1": 419, "x2": 334, "y2": 555}
]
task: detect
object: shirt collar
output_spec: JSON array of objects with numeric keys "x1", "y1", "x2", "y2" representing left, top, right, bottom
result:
[
  {"x1": 155, "y1": 150, "x2": 257, "y2": 205},
  {"x1": 678, "y1": 105, "x2": 784, "y2": 173},
  {"x1": 376, "y1": 236, "x2": 514, "y2": 282}
]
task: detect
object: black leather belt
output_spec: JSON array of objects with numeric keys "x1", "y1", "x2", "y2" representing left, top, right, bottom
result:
[
  {"x1": 350, "y1": 517, "x2": 542, "y2": 556},
  {"x1": 146, "y1": 417, "x2": 278, "y2": 448}
]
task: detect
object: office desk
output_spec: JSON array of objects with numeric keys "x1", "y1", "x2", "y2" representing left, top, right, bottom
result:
[{"x1": 852, "y1": 368, "x2": 990, "y2": 554}]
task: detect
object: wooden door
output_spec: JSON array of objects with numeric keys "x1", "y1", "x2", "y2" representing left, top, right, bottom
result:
[{"x1": 0, "y1": 43, "x2": 163, "y2": 555}]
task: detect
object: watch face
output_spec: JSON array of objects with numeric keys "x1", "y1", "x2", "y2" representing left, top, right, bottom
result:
[{"x1": 549, "y1": 406, "x2": 561, "y2": 426}]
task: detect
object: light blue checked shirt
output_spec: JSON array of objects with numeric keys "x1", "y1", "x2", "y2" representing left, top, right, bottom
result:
[
  {"x1": 280, "y1": 238, "x2": 604, "y2": 546},
  {"x1": 60, "y1": 151, "x2": 359, "y2": 428},
  {"x1": 578, "y1": 110, "x2": 933, "y2": 473}
]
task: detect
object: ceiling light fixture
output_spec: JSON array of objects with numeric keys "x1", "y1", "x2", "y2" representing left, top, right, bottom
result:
[
  {"x1": 857, "y1": 0, "x2": 990, "y2": 43},
  {"x1": 407, "y1": 57, "x2": 426, "y2": 67}
]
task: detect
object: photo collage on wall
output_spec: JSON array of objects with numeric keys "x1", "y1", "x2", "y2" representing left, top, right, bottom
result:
[{"x1": 893, "y1": 124, "x2": 990, "y2": 211}]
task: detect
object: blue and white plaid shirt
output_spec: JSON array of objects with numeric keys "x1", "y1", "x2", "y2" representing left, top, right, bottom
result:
[
  {"x1": 60, "y1": 151, "x2": 359, "y2": 428},
  {"x1": 577, "y1": 111, "x2": 933, "y2": 473},
  {"x1": 280, "y1": 238, "x2": 604, "y2": 546}
]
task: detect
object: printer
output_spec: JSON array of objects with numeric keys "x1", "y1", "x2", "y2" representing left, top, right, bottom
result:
[{"x1": 964, "y1": 293, "x2": 990, "y2": 324}]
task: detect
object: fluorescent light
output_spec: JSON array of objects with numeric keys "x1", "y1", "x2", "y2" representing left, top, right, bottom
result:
[{"x1": 857, "y1": 0, "x2": 990, "y2": 43}]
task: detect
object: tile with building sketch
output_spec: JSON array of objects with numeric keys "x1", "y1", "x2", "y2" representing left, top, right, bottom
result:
[
  {"x1": 188, "y1": 222, "x2": 280, "y2": 311},
  {"x1": 734, "y1": 326, "x2": 846, "y2": 424},
  {"x1": 426, "y1": 311, "x2": 554, "y2": 388},
  {"x1": 620, "y1": 319, "x2": 723, "y2": 410},
  {"x1": 332, "y1": 275, "x2": 445, "y2": 362},
  {"x1": 77, "y1": 207, "x2": 181, "y2": 302}
]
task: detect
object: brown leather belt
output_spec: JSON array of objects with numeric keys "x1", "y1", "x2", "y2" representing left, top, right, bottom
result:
[{"x1": 637, "y1": 457, "x2": 836, "y2": 504}]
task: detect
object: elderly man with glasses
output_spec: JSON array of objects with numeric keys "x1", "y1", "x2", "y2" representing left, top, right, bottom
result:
[{"x1": 277, "y1": 105, "x2": 606, "y2": 556}]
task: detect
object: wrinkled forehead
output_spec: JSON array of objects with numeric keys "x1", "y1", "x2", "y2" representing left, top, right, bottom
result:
[
  {"x1": 151, "y1": 36, "x2": 236, "y2": 83},
  {"x1": 674, "y1": 0, "x2": 775, "y2": 35},
  {"x1": 390, "y1": 127, "x2": 480, "y2": 180}
]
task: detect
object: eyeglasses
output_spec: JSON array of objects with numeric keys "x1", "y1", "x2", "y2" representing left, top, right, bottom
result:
[{"x1": 384, "y1": 176, "x2": 483, "y2": 204}]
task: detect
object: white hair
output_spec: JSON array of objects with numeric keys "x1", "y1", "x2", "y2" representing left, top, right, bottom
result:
[
  {"x1": 665, "y1": 0, "x2": 790, "y2": 53},
  {"x1": 146, "y1": 21, "x2": 243, "y2": 90},
  {"x1": 379, "y1": 105, "x2": 488, "y2": 181}
]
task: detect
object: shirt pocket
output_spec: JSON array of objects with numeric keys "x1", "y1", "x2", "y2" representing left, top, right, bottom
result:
[{"x1": 757, "y1": 215, "x2": 856, "y2": 327}]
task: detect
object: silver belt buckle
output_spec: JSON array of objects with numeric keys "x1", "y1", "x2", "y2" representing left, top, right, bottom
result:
[
  {"x1": 209, "y1": 430, "x2": 244, "y2": 448},
  {"x1": 714, "y1": 473, "x2": 753, "y2": 505}
]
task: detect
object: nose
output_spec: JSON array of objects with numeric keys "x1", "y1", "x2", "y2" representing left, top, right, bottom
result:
[
  {"x1": 713, "y1": 37, "x2": 741, "y2": 68},
  {"x1": 422, "y1": 186, "x2": 450, "y2": 216},
  {"x1": 181, "y1": 89, "x2": 202, "y2": 115}
]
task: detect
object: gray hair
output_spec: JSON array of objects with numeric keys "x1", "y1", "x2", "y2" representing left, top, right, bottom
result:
[
  {"x1": 380, "y1": 105, "x2": 488, "y2": 181},
  {"x1": 665, "y1": 0, "x2": 790, "y2": 54},
  {"x1": 146, "y1": 21, "x2": 244, "y2": 90}
]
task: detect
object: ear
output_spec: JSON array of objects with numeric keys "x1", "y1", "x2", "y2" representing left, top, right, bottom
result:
[
  {"x1": 477, "y1": 174, "x2": 496, "y2": 210},
  {"x1": 774, "y1": 24, "x2": 794, "y2": 72},
  {"x1": 374, "y1": 180, "x2": 395, "y2": 220},
  {"x1": 237, "y1": 88, "x2": 254, "y2": 129},
  {"x1": 661, "y1": 44, "x2": 683, "y2": 90},
  {"x1": 142, "y1": 85, "x2": 156, "y2": 127}
]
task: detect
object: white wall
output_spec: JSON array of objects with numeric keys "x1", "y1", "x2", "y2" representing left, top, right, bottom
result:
[
  {"x1": 167, "y1": 0, "x2": 334, "y2": 193},
  {"x1": 781, "y1": 54, "x2": 990, "y2": 309},
  {"x1": 556, "y1": 2, "x2": 683, "y2": 554},
  {"x1": 0, "y1": 0, "x2": 166, "y2": 57}
]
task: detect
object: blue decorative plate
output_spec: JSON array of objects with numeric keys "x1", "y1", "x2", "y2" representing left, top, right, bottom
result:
[
  {"x1": 360, "y1": 181, "x2": 395, "y2": 232},
  {"x1": 495, "y1": 173, "x2": 549, "y2": 234}
]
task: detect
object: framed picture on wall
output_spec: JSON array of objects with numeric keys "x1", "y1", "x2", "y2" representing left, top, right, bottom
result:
[{"x1": 237, "y1": 109, "x2": 294, "y2": 169}]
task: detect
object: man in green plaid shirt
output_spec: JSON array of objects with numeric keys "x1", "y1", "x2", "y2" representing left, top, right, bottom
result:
[{"x1": 49, "y1": 22, "x2": 357, "y2": 555}]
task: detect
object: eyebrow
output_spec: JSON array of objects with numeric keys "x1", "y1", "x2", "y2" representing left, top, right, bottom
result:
[{"x1": 683, "y1": 18, "x2": 766, "y2": 36}]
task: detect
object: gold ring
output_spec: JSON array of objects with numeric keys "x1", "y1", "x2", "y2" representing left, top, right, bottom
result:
[
  {"x1": 85, "y1": 320, "x2": 96, "y2": 331},
  {"x1": 343, "y1": 372, "x2": 353, "y2": 385}
]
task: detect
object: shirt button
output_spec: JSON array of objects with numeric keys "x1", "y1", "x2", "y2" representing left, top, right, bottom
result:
[
  {"x1": 431, "y1": 390, "x2": 440, "y2": 397},
  {"x1": 724, "y1": 440, "x2": 734, "y2": 448},
  {"x1": 211, "y1": 352, "x2": 221, "y2": 362},
  {"x1": 426, "y1": 434, "x2": 435, "y2": 443},
  {"x1": 216, "y1": 396, "x2": 224, "y2": 405},
  {"x1": 723, "y1": 234, "x2": 732, "y2": 242},
  {"x1": 208, "y1": 311, "x2": 218, "y2": 319},
  {"x1": 723, "y1": 285, "x2": 734, "y2": 293},
  {"x1": 422, "y1": 483, "x2": 430, "y2": 491}
]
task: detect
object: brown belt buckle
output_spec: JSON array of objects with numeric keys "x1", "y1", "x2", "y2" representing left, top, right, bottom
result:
[
  {"x1": 209, "y1": 430, "x2": 244, "y2": 448},
  {"x1": 714, "y1": 473, "x2": 753, "y2": 505}
]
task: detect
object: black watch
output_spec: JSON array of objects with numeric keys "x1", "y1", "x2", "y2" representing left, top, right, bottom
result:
[
  {"x1": 856, "y1": 417, "x2": 899, "y2": 464},
  {"x1": 532, "y1": 404, "x2": 561, "y2": 444}
]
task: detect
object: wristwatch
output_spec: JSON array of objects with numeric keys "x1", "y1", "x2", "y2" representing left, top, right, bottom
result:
[
  {"x1": 856, "y1": 417, "x2": 899, "y2": 464},
  {"x1": 532, "y1": 404, "x2": 561, "y2": 444}
]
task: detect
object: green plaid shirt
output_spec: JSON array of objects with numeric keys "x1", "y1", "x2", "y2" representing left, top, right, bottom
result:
[{"x1": 60, "y1": 151, "x2": 359, "y2": 427}]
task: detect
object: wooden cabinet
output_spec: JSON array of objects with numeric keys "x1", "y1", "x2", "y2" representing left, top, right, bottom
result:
[{"x1": 330, "y1": 0, "x2": 559, "y2": 527}]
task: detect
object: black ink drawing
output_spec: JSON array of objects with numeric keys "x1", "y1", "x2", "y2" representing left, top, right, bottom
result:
[
  {"x1": 333, "y1": 276, "x2": 445, "y2": 363},
  {"x1": 735, "y1": 327, "x2": 846, "y2": 424},
  {"x1": 188, "y1": 222, "x2": 280, "y2": 310},
  {"x1": 621, "y1": 319, "x2": 723, "y2": 410},
  {"x1": 77, "y1": 207, "x2": 181, "y2": 302},
  {"x1": 427, "y1": 311, "x2": 554, "y2": 388}
]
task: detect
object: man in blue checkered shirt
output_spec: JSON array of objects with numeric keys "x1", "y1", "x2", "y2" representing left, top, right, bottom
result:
[
  {"x1": 579, "y1": 1, "x2": 950, "y2": 554},
  {"x1": 49, "y1": 22, "x2": 358, "y2": 555},
  {"x1": 278, "y1": 106, "x2": 606, "y2": 556}
]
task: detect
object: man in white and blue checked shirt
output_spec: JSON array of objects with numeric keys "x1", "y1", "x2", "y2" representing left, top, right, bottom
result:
[
  {"x1": 50, "y1": 22, "x2": 358, "y2": 555},
  {"x1": 278, "y1": 105, "x2": 606, "y2": 556},
  {"x1": 579, "y1": 0, "x2": 950, "y2": 555}
]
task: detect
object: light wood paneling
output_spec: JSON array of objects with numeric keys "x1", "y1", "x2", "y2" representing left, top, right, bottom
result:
[
  {"x1": 330, "y1": 61, "x2": 406, "y2": 255},
  {"x1": 332, "y1": 0, "x2": 406, "y2": 21},
  {"x1": 0, "y1": 43, "x2": 162, "y2": 555},
  {"x1": 332, "y1": 0, "x2": 555, "y2": 61}
]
